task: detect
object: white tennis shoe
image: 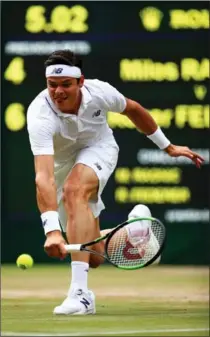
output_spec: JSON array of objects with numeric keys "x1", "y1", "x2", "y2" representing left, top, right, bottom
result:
[
  {"x1": 127, "y1": 204, "x2": 151, "y2": 246},
  {"x1": 53, "y1": 288, "x2": 96, "y2": 315},
  {"x1": 127, "y1": 204, "x2": 161, "y2": 264}
]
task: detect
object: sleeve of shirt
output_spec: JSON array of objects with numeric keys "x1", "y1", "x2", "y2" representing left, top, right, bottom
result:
[
  {"x1": 27, "y1": 104, "x2": 55, "y2": 156},
  {"x1": 102, "y1": 82, "x2": 127, "y2": 113}
]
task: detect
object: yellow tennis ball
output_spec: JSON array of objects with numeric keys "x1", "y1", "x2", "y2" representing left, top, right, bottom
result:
[{"x1": 16, "y1": 254, "x2": 34, "y2": 270}]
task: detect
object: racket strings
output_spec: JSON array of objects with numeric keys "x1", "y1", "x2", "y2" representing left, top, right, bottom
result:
[{"x1": 106, "y1": 220, "x2": 165, "y2": 268}]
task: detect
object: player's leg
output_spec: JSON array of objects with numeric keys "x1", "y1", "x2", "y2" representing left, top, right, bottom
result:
[
  {"x1": 100, "y1": 204, "x2": 161, "y2": 264},
  {"x1": 54, "y1": 164, "x2": 101, "y2": 315},
  {"x1": 54, "y1": 142, "x2": 119, "y2": 315},
  {"x1": 64, "y1": 163, "x2": 102, "y2": 262},
  {"x1": 127, "y1": 204, "x2": 161, "y2": 264},
  {"x1": 88, "y1": 217, "x2": 105, "y2": 268},
  {"x1": 58, "y1": 199, "x2": 104, "y2": 268}
]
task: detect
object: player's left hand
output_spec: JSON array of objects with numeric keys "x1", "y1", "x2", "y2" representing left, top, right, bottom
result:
[{"x1": 164, "y1": 144, "x2": 204, "y2": 168}]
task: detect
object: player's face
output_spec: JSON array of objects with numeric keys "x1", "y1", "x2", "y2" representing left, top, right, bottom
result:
[{"x1": 47, "y1": 76, "x2": 84, "y2": 112}]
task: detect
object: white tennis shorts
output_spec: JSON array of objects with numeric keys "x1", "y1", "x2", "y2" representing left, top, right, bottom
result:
[{"x1": 55, "y1": 141, "x2": 119, "y2": 231}]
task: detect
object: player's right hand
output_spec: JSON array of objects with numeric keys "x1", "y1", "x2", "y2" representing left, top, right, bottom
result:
[{"x1": 44, "y1": 230, "x2": 67, "y2": 260}]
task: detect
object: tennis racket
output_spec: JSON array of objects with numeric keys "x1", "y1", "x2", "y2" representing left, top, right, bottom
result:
[{"x1": 64, "y1": 216, "x2": 166, "y2": 270}]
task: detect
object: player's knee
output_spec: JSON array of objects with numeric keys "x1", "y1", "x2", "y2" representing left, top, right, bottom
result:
[{"x1": 62, "y1": 181, "x2": 87, "y2": 204}]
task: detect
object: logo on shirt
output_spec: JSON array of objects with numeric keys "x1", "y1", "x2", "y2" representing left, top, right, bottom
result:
[
  {"x1": 94, "y1": 162, "x2": 102, "y2": 170},
  {"x1": 92, "y1": 110, "x2": 101, "y2": 118},
  {"x1": 51, "y1": 67, "x2": 63, "y2": 74}
]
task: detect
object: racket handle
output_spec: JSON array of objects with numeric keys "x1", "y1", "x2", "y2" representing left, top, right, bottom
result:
[{"x1": 64, "y1": 244, "x2": 82, "y2": 252}]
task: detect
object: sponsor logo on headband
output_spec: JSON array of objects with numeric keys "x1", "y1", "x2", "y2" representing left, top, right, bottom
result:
[
  {"x1": 46, "y1": 65, "x2": 81, "y2": 78},
  {"x1": 51, "y1": 67, "x2": 63, "y2": 74}
]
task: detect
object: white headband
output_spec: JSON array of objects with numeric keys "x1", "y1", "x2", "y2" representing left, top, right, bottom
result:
[{"x1": 45, "y1": 64, "x2": 82, "y2": 78}]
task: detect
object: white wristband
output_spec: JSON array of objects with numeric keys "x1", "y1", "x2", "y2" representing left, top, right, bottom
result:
[
  {"x1": 41, "y1": 211, "x2": 61, "y2": 235},
  {"x1": 147, "y1": 127, "x2": 171, "y2": 150}
]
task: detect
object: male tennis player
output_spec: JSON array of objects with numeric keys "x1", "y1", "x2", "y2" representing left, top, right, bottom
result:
[{"x1": 27, "y1": 50, "x2": 204, "y2": 315}]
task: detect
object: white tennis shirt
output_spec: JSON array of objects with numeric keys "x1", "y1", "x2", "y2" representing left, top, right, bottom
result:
[{"x1": 27, "y1": 79, "x2": 127, "y2": 162}]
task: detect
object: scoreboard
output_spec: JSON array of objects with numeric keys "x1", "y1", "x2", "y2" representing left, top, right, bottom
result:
[{"x1": 2, "y1": 2, "x2": 209, "y2": 263}]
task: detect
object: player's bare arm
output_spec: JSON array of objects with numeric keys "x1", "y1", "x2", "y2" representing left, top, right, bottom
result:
[
  {"x1": 122, "y1": 98, "x2": 158, "y2": 134},
  {"x1": 34, "y1": 155, "x2": 67, "y2": 259},
  {"x1": 123, "y1": 98, "x2": 204, "y2": 168},
  {"x1": 35, "y1": 155, "x2": 57, "y2": 212}
]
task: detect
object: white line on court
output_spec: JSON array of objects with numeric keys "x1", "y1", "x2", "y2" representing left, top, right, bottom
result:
[{"x1": 1, "y1": 327, "x2": 209, "y2": 336}]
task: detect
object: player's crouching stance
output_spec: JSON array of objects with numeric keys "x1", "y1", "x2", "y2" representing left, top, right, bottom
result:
[{"x1": 26, "y1": 50, "x2": 204, "y2": 316}]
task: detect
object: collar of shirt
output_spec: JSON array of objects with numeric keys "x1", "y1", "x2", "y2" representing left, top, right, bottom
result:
[{"x1": 46, "y1": 85, "x2": 92, "y2": 118}]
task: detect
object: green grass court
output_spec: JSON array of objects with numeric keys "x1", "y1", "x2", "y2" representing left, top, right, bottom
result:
[{"x1": 1, "y1": 264, "x2": 209, "y2": 336}]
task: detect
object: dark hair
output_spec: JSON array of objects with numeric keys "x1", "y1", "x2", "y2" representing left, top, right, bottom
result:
[{"x1": 44, "y1": 50, "x2": 83, "y2": 71}]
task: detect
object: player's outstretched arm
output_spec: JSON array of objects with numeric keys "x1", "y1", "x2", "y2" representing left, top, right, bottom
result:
[
  {"x1": 122, "y1": 98, "x2": 204, "y2": 168},
  {"x1": 34, "y1": 155, "x2": 67, "y2": 259}
]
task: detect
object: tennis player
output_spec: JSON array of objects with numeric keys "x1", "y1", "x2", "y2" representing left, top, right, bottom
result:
[{"x1": 27, "y1": 50, "x2": 204, "y2": 315}]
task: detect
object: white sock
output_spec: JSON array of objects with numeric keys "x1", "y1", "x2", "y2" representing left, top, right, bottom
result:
[{"x1": 69, "y1": 261, "x2": 89, "y2": 293}]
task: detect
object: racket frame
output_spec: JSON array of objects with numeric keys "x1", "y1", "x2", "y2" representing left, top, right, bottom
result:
[{"x1": 64, "y1": 216, "x2": 166, "y2": 269}]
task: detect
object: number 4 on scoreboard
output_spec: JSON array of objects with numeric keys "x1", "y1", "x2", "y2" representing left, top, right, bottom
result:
[{"x1": 4, "y1": 57, "x2": 26, "y2": 85}]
